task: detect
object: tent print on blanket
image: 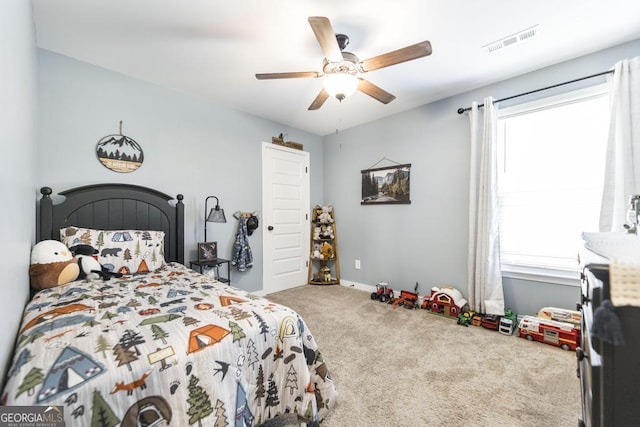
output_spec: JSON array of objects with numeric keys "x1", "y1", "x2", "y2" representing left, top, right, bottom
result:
[
  {"x1": 111, "y1": 231, "x2": 133, "y2": 242},
  {"x1": 219, "y1": 295, "x2": 248, "y2": 306},
  {"x1": 187, "y1": 324, "x2": 231, "y2": 354},
  {"x1": 36, "y1": 346, "x2": 104, "y2": 403},
  {"x1": 235, "y1": 381, "x2": 255, "y2": 425}
]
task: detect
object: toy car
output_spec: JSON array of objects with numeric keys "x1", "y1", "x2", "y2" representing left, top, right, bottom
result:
[
  {"x1": 457, "y1": 310, "x2": 476, "y2": 326},
  {"x1": 392, "y1": 289, "x2": 419, "y2": 309},
  {"x1": 471, "y1": 313, "x2": 484, "y2": 327},
  {"x1": 499, "y1": 317, "x2": 514, "y2": 335},
  {"x1": 370, "y1": 282, "x2": 394, "y2": 303},
  {"x1": 481, "y1": 314, "x2": 502, "y2": 330}
]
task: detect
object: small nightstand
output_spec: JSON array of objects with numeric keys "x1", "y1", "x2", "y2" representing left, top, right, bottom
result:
[{"x1": 189, "y1": 258, "x2": 231, "y2": 285}]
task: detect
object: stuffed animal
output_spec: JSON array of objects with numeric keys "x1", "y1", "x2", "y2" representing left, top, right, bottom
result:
[
  {"x1": 318, "y1": 204, "x2": 334, "y2": 224},
  {"x1": 313, "y1": 226, "x2": 321, "y2": 240},
  {"x1": 29, "y1": 240, "x2": 80, "y2": 290},
  {"x1": 312, "y1": 242, "x2": 323, "y2": 259},
  {"x1": 321, "y1": 241, "x2": 334, "y2": 259},
  {"x1": 319, "y1": 225, "x2": 334, "y2": 239},
  {"x1": 69, "y1": 244, "x2": 122, "y2": 281},
  {"x1": 326, "y1": 224, "x2": 334, "y2": 239}
]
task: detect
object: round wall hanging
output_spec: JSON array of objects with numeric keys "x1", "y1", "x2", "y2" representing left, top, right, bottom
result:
[{"x1": 96, "y1": 122, "x2": 144, "y2": 173}]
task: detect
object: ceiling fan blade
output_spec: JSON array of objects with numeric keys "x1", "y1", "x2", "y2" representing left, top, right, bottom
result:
[
  {"x1": 308, "y1": 89, "x2": 330, "y2": 110},
  {"x1": 256, "y1": 71, "x2": 321, "y2": 80},
  {"x1": 360, "y1": 41, "x2": 432, "y2": 72},
  {"x1": 357, "y1": 78, "x2": 396, "y2": 104},
  {"x1": 308, "y1": 16, "x2": 343, "y2": 62}
]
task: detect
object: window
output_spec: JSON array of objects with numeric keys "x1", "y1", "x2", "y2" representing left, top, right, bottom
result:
[{"x1": 497, "y1": 85, "x2": 609, "y2": 283}]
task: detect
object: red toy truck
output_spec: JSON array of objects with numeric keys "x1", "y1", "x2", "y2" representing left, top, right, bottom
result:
[
  {"x1": 517, "y1": 315, "x2": 579, "y2": 351},
  {"x1": 370, "y1": 282, "x2": 394, "y2": 303}
]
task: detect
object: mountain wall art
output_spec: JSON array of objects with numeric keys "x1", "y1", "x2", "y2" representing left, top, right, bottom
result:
[{"x1": 96, "y1": 134, "x2": 144, "y2": 173}]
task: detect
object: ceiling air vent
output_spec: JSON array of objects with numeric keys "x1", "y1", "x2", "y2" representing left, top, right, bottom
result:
[{"x1": 484, "y1": 25, "x2": 539, "y2": 53}]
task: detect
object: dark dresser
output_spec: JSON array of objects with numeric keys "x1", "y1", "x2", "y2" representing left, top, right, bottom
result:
[{"x1": 577, "y1": 246, "x2": 640, "y2": 427}]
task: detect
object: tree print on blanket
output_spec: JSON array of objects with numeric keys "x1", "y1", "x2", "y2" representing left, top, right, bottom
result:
[
  {"x1": 246, "y1": 339, "x2": 259, "y2": 370},
  {"x1": 187, "y1": 374, "x2": 213, "y2": 426},
  {"x1": 229, "y1": 321, "x2": 246, "y2": 346},
  {"x1": 229, "y1": 307, "x2": 253, "y2": 326},
  {"x1": 252, "y1": 312, "x2": 271, "y2": 342},
  {"x1": 182, "y1": 316, "x2": 200, "y2": 327},
  {"x1": 113, "y1": 343, "x2": 138, "y2": 371},
  {"x1": 213, "y1": 399, "x2": 229, "y2": 427},
  {"x1": 91, "y1": 389, "x2": 120, "y2": 427},
  {"x1": 265, "y1": 372, "x2": 280, "y2": 418},
  {"x1": 285, "y1": 365, "x2": 299, "y2": 396},
  {"x1": 120, "y1": 329, "x2": 146, "y2": 356},
  {"x1": 151, "y1": 324, "x2": 169, "y2": 344},
  {"x1": 16, "y1": 367, "x2": 43, "y2": 398},
  {"x1": 255, "y1": 365, "x2": 266, "y2": 406},
  {"x1": 95, "y1": 335, "x2": 112, "y2": 359},
  {"x1": 101, "y1": 311, "x2": 118, "y2": 321}
]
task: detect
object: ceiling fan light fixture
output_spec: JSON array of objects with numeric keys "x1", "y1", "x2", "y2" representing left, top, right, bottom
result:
[{"x1": 323, "y1": 72, "x2": 359, "y2": 101}]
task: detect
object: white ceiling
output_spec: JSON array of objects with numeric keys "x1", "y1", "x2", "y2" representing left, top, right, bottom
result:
[{"x1": 31, "y1": 0, "x2": 640, "y2": 136}]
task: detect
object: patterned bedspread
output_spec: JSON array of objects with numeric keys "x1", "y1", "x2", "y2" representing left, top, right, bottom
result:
[{"x1": 1, "y1": 263, "x2": 336, "y2": 426}]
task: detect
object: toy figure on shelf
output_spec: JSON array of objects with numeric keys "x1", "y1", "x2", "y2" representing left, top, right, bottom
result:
[
  {"x1": 320, "y1": 266, "x2": 332, "y2": 282},
  {"x1": 321, "y1": 242, "x2": 334, "y2": 259}
]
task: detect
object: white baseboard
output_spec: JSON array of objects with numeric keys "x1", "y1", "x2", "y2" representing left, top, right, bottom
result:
[
  {"x1": 258, "y1": 280, "x2": 377, "y2": 297},
  {"x1": 339, "y1": 280, "x2": 376, "y2": 294}
]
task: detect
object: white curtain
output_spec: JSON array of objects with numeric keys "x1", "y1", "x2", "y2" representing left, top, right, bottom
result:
[
  {"x1": 467, "y1": 97, "x2": 505, "y2": 315},
  {"x1": 599, "y1": 57, "x2": 640, "y2": 231}
]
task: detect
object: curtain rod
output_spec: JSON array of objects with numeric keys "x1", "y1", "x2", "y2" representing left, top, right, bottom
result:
[{"x1": 456, "y1": 69, "x2": 614, "y2": 115}]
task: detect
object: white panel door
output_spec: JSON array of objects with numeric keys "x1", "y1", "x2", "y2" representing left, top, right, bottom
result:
[{"x1": 262, "y1": 143, "x2": 310, "y2": 294}]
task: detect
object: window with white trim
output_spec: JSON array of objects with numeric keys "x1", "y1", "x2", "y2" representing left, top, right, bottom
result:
[{"x1": 497, "y1": 85, "x2": 609, "y2": 281}]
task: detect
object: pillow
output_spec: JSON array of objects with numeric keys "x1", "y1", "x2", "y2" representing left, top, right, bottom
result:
[{"x1": 60, "y1": 227, "x2": 165, "y2": 274}]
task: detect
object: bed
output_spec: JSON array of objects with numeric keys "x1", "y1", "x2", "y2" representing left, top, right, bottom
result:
[{"x1": 1, "y1": 184, "x2": 336, "y2": 426}]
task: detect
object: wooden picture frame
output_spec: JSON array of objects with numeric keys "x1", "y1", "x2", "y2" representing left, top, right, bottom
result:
[
  {"x1": 361, "y1": 163, "x2": 411, "y2": 205},
  {"x1": 197, "y1": 242, "x2": 217, "y2": 262}
]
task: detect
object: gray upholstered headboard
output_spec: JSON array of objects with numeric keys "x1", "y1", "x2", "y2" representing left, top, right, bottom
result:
[{"x1": 38, "y1": 184, "x2": 184, "y2": 264}]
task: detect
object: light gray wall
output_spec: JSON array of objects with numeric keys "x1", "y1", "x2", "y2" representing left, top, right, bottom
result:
[
  {"x1": 6, "y1": 14, "x2": 639, "y2": 394},
  {"x1": 0, "y1": 0, "x2": 38, "y2": 387},
  {"x1": 36, "y1": 50, "x2": 324, "y2": 294},
  {"x1": 324, "y1": 38, "x2": 640, "y2": 316}
]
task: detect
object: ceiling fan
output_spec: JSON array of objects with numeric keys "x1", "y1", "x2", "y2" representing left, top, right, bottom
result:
[{"x1": 255, "y1": 16, "x2": 432, "y2": 110}]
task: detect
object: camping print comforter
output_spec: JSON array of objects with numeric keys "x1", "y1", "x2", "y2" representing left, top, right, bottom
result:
[{"x1": 2, "y1": 262, "x2": 336, "y2": 426}]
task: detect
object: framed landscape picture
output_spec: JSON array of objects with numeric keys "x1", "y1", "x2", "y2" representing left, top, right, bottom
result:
[{"x1": 361, "y1": 163, "x2": 411, "y2": 205}]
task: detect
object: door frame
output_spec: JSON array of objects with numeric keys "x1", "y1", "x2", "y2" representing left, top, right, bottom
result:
[{"x1": 261, "y1": 142, "x2": 310, "y2": 294}]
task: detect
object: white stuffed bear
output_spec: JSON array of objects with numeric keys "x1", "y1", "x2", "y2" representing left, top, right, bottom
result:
[
  {"x1": 318, "y1": 204, "x2": 334, "y2": 224},
  {"x1": 313, "y1": 226, "x2": 321, "y2": 240}
]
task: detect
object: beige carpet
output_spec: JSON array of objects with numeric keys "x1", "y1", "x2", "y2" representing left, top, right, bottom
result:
[{"x1": 264, "y1": 284, "x2": 582, "y2": 427}]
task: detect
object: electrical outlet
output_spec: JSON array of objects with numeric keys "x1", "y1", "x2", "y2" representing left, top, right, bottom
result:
[{"x1": 355, "y1": 259, "x2": 361, "y2": 269}]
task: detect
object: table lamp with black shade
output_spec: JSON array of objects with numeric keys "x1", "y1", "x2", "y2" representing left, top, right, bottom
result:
[{"x1": 204, "y1": 195, "x2": 226, "y2": 241}]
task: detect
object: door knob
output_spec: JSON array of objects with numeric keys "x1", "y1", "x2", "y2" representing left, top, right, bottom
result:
[{"x1": 268, "y1": 225, "x2": 274, "y2": 231}]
